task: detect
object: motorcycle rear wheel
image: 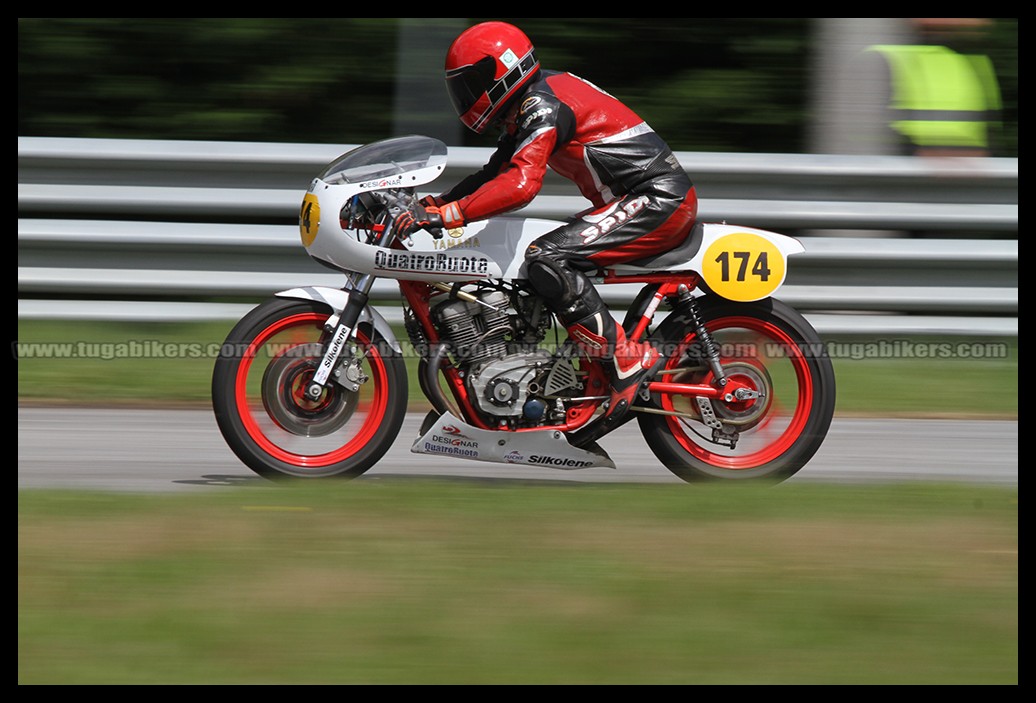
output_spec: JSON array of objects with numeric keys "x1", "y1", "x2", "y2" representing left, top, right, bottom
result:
[
  {"x1": 638, "y1": 296, "x2": 835, "y2": 482},
  {"x1": 212, "y1": 298, "x2": 407, "y2": 479}
]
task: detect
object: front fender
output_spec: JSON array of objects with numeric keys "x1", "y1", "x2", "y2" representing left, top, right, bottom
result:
[{"x1": 275, "y1": 286, "x2": 402, "y2": 353}]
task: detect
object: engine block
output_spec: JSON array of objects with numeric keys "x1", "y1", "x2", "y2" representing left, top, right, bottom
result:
[
  {"x1": 433, "y1": 290, "x2": 510, "y2": 368},
  {"x1": 468, "y1": 350, "x2": 555, "y2": 418}
]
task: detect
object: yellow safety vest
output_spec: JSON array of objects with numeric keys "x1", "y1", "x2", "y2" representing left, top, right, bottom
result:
[{"x1": 868, "y1": 44, "x2": 1001, "y2": 149}]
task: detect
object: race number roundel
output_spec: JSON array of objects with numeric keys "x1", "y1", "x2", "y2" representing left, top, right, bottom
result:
[
  {"x1": 299, "y1": 193, "x2": 321, "y2": 247},
  {"x1": 701, "y1": 232, "x2": 786, "y2": 302}
]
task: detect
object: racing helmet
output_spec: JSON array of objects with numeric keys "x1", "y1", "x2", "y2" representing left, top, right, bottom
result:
[{"x1": 445, "y1": 21, "x2": 541, "y2": 134}]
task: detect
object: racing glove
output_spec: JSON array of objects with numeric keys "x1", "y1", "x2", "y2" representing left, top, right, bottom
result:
[
  {"x1": 393, "y1": 203, "x2": 445, "y2": 238},
  {"x1": 419, "y1": 195, "x2": 446, "y2": 208},
  {"x1": 419, "y1": 196, "x2": 465, "y2": 230}
]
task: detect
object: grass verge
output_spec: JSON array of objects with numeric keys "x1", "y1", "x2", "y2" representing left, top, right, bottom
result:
[
  {"x1": 18, "y1": 481, "x2": 1018, "y2": 684},
  {"x1": 17, "y1": 320, "x2": 1018, "y2": 684},
  {"x1": 15, "y1": 319, "x2": 1019, "y2": 417}
]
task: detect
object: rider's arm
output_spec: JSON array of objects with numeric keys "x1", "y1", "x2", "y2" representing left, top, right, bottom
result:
[
  {"x1": 433, "y1": 133, "x2": 517, "y2": 204},
  {"x1": 431, "y1": 92, "x2": 563, "y2": 229}
]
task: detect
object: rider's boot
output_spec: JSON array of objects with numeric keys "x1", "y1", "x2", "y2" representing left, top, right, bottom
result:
[
  {"x1": 525, "y1": 251, "x2": 663, "y2": 446},
  {"x1": 567, "y1": 313, "x2": 664, "y2": 429}
]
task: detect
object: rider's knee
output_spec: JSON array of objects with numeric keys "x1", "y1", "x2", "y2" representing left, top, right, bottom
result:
[{"x1": 526, "y1": 251, "x2": 570, "y2": 301}]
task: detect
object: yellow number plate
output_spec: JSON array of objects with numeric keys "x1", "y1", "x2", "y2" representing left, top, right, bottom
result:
[
  {"x1": 701, "y1": 232, "x2": 786, "y2": 302},
  {"x1": 299, "y1": 193, "x2": 321, "y2": 247}
]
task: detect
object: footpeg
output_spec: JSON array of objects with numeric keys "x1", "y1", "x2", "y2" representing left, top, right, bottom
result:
[{"x1": 695, "y1": 397, "x2": 723, "y2": 429}]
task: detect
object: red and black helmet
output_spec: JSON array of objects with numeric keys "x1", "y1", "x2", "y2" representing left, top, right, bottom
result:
[{"x1": 445, "y1": 22, "x2": 541, "y2": 134}]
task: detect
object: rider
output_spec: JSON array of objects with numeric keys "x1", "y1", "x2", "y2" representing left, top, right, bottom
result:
[{"x1": 396, "y1": 21, "x2": 699, "y2": 430}]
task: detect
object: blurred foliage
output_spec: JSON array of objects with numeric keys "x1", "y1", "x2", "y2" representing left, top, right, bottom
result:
[
  {"x1": 18, "y1": 18, "x2": 402, "y2": 144},
  {"x1": 18, "y1": 18, "x2": 1017, "y2": 155},
  {"x1": 493, "y1": 18, "x2": 814, "y2": 153}
]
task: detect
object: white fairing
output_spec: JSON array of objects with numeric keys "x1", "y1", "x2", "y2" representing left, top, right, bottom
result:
[
  {"x1": 301, "y1": 135, "x2": 805, "y2": 300},
  {"x1": 613, "y1": 223, "x2": 805, "y2": 302},
  {"x1": 412, "y1": 412, "x2": 616, "y2": 469},
  {"x1": 614, "y1": 223, "x2": 804, "y2": 272},
  {"x1": 274, "y1": 286, "x2": 402, "y2": 352},
  {"x1": 306, "y1": 211, "x2": 562, "y2": 283},
  {"x1": 308, "y1": 208, "x2": 803, "y2": 300}
]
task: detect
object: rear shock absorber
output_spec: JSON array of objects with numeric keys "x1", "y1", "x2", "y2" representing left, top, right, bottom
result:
[{"x1": 674, "y1": 285, "x2": 727, "y2": 387}]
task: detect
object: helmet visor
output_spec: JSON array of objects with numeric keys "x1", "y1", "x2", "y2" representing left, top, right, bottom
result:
[{"x1": 446, "y1": 56, "x2": 497, "y2": 117}]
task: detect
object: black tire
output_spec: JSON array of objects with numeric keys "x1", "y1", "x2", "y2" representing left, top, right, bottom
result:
[
  {"x1": 212, "y1": 298, "x2": 408, "y2": 480},
  {"x1": 638, "y1": 296, "x2": 835, "y2": 482}
]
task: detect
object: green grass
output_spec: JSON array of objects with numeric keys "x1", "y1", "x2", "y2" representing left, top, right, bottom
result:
[
  {"x1": 15, "y1": 319, "x2": 1019, "y2": 417},
  {"x1": 17, "y1": 320, "x2": 1018, "y2": 684},
  {"x1": 18, "y1": 482, "x2": 1018, "y2": 684}
]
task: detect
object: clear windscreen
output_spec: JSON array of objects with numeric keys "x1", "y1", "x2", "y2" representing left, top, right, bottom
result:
[{"x1": 318, "y1": 135, "x2": 448, "y2": 185}]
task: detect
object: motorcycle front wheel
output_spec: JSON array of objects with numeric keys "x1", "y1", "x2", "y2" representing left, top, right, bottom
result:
[
  {"x1": 639, "y1": 296, "x2": 835, "y2": 482},
  {"x1": 212, "y1": 298, "x2": 408, "y2": 479}
]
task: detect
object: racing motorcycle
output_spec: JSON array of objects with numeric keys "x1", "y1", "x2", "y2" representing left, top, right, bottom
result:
[{"x1": 212, "y1": 135, "x2": 835, "y2": 482}]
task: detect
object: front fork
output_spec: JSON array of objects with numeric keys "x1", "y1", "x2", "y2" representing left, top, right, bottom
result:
[
  {"x1": 303, "y1": 216, "x2": 402, "y2": 401},
  {"x1": 303, "y1": 275, "x2": 375, "y2": 401}
]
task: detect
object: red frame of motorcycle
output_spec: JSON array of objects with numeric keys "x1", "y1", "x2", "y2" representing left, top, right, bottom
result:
[{"x1": 398, "y1": 271, "x2": 726, "y2": 433}]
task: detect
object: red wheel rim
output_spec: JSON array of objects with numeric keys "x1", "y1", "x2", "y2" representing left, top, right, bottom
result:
[
  {"x1": 234, "y1": 313, "x2": 389, "y2": 468},
  {"x1": 661, "y1": 316, "x2": 813, "y2": 470}
]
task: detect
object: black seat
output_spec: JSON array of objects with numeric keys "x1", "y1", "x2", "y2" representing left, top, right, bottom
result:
[{"x1": 621, "y1": 222, "x2": 704, "y2": 270}]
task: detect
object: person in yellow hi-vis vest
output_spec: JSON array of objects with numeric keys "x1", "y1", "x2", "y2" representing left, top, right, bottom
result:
[{"x1": 868, "y1": 18, "x2": 1002, "y2": 156}]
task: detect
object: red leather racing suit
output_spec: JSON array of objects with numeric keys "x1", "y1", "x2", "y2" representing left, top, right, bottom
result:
[{"x1": 433, "y1": 68, "x2": 698, "y2": 345}]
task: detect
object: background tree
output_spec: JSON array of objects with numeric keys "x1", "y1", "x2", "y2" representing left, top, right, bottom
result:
[{"x1": 17, "y1": 18, "x2": 1017, "y2": 156}]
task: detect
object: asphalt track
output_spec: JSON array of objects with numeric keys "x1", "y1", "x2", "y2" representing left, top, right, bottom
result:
[{"x1": 17, "y1": 407, "x2": 1017, "y2": 492}]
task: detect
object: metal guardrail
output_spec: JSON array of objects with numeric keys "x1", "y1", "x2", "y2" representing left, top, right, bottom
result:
[{"x1": 17, "y1": 137, "x2": 1018, "y2": 336}]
